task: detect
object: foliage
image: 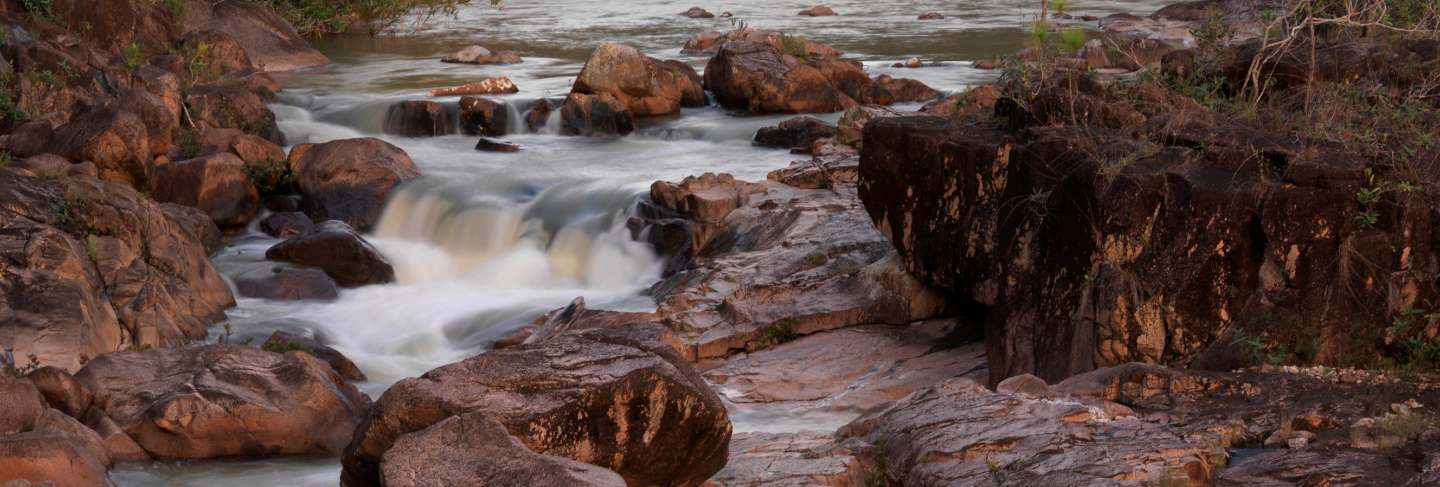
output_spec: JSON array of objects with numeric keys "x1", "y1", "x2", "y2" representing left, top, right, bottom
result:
[
  {"x1": 269, "y1": 0, "x2": 504, "y2": 36},
  {"x1": 20, "y1": 0, "x2": 52, "y2": 18},
  {"x1": 0, "y1": 88, "x2": 26, "y2": 126},
  {"x1": 243, "y1": 161, "x2": 296, "y2": 194},
  {"x1": 1058, "y1": 26, "x2": 1086, "y2": 54},
  {"x1": 779, "y1": 34, "x2": 808, "y2": 57},
  {"x1": 2, "y1": 350, "x2": 40, "y2": 378},
  {"x1": 1354, "y1": 168, "x2": 1385, "y2": 229},
  {"x1": 123, "y1": 42, "x2": 144, "y2": 71},
  {"x1": 746, "y1": 318, "x2": 800, "y2": 352},
  {"x1": 261, "y1": 339, "x2": 315, "y2": 354}
]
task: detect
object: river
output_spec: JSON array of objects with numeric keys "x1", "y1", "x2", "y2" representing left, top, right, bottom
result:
[{"x1": 111, "y1": 0, "x2": 1173, "y2": 484}]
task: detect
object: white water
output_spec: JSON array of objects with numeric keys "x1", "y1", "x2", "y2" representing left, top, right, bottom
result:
[{"x1": 112, "y1": 0, "x2": 1179, "y2": 484}]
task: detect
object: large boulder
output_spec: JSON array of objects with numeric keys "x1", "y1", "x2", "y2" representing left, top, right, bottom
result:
[
  {"x1": 559, "y1": 93, "x2": 636, "y2": 137},
  {"x1": 287, "y1": 138, "x2": 420, "y2": 230},
  {"x1": 340, "y1": 324, "x2": 731, "y2": 487},
  {"x1": 151, "y1": 152, "x2": 261, "y2": 228},
  {"x1": 571, "y1": 43, "x2": 705, "y2": 117},
  {"x1": 265, "y1": 220, "x2": 396, "y2": 287},
  {"x1": 179, "y1": 0, "x2": 332, "y2": 71},
  {"x1": 232, "y1": 265, "x2": 340, "y2": 301},
  {"x1": 43, "y1": 107, "x2": 152, "y2": 189},
  {"x1": 26, "y1": 367, "x2": 92, "y2": 419},
  {"x1": 74, "y1": 345, "x2": 371, "y2": 459},
  {"x1": 704, "y1": 41, "x2": 844, "y2": 114},
  {"x1": 0, "y1": 377, "x2": 110, "y2": 487},
  {"x1": 0, "y1": 170, "x2": 234, "y2": 371},
  {"x1": 382, "y1": 101, "x2": 456, "y2": 137},
  {"x1": 380, "y1": 412, "x2": 627, "y2": 487}
]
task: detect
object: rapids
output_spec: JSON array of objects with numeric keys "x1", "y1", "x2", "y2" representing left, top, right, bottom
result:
[{"x1": 111, "y1": 0, "x2": 1177, "y2": 484}]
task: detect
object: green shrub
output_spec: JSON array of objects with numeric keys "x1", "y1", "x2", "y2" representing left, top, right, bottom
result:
[
  {"x1": 20, "y1": 0, "x2": 52, "y2": 18},
  {"x1": 269, "y1": 0, "x2": 503, "y2": 36}
]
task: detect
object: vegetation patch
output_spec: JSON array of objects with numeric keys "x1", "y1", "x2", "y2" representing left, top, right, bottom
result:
[{"x1": 269, "y1": 0, "x2": 503, "y2": 36}]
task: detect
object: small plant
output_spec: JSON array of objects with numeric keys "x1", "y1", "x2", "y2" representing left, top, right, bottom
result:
[
  {"x1": 218, "y1": 323, "x2": 236, "y2": 344},
  {"x1": 51, "y1": 200, "x2": 81, "y2": 232},
  {"x1": 747, "y1": 318, "x2": 801, "y2": 352},
  {"x1": 184, "y1": 42, "x2": 212, "y2": 83},
  {"x1": 2, "y1": 350, "x2": 41, "y2": 377},
  {"x1": 0, "y1": 150, "x2": 11, "y2": 167},
  {"x1": 20, "y1": 0, "x2": 52, "y2": 18},
  {"x1": 1232, "y1": 327, "x2": 1285, "y2": 366},
  {"x1": 1059, "y1": 26, "x2": 1087, "y2": 54},
  {"x1": 123, "y1": 42, "x2": 144, "y2": 71},
  {"x1": 243, "y1": 161, "x2": 296, "y2": 194},
  {"x1": 262, "y1": 339, "x2": 314, "y2": 354},
  {"x1": 779, "y1": 34, "x2": 808, "y2": 57},
  {"x1": 174, "y1": 128, "x2": 202, "y2": 160},
  {"x1": 1354, "y1": 168, "x2": 1385, "y2": 229}
]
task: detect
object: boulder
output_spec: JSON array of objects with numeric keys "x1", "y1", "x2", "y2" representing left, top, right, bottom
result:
[
  {"x1": 118, "y1": 89, "x2": 177, "y2": 158},
  {"x1": 261, "y1": 330, "x2": 366, "y2": 382},
  {"x1": 524, "y1": 98, "x2": 557, "y2": 132},
  {"x1": 837, "y1": 105, "x2": 903, "y2": 148},
  {"x1": 458, "y1": 96, "x2": 507, "y2": 136},
  {"x1": 232, "y1": 265, "x2": 340, "y2": 301},
  {"x1": 83, "y1": 411, "x2": 149, "y2": 463},
  {"x1": 382, "y1": 101, "x2": 456, "y2": 137},
  {"x1": 43, "y1": 107, "x2": 151, "y2": 189},
  {"x1": 709, "y1": 432, "x2": 860, "y2": 487},
  {"x1": 380, "y1": 412, "x2": 627, "y2": 487},
  {"x1": 263, "y1": 194, "x2": 303, "y2": 213},
  {"x1": 179, "y1": 30, "x2": 256, "y2": 84},
  {"x1": 427, "y1": 77, "x2": 519, "y2": 97},
  {"x1": 918, "y1": 11, "x2": 945, "y2": 20},
  {"x1": 1, "y1": 120, "x2": 57, "y2": 159},
  {"x1": 26, "y1": 367, "x2": 92, "y2": 418},
  {"x1": 74, "y1": 344, "x2": 371, "y2": 459},
  {"x1": 159, "y1": 203, "x2": 225, "y2": 255},
  {"x1": 151, "y1": 153, "x2": 261, "y2": 228},
  {"x1": 681, "y1": 28, "x2": 841, "y2": 58},
  {"x1": 572, "y1": 43, "x2": 706, "y2": 117},
  {"x1": 0, "y1": 377, "x2": 110, "y2": 487},
  {"x1": 259, "y1": 211, "x2": 314, "y2": 239},
  {"x1": 178, "y1": 0, "x2": 332, "y2": 71},
  {"x1": 186, "y1": 81, "x2": 284, "y2": 144},
  {"x1": 0, "y1": 170, "x2": 234, "y2": 371},
  {"x1": 0, "y1": 376, "x2": 46, "y2": 437},
  {"x1": 14, "y1": 154, "x2": 72, "y2": 178},
  {"x1": 340, "y1": 324, "x2": 731, "y2": 487},
  {"x1": 474, "y1": 138, "x2": 521, "y2": 153},
  {"x1": 703, "y1": 41, "x2": 844, "y2": 114},
  {"x1": 265, "y1": 220, "x2": 396, "y2": 287},
  {"x1": 287, "y1": 138, "x2": 420, "y2": 230},
  {"x1": 198, "y1": 129, "x2": 288, "y2": 175},
  {"x1": 752, "y1": 116, "x2": 838, "y2": 152},
  {"x1": 798, "y1": 5, "x2": 837, "y2": 16},
  {"x1": 559, "y1": 93, "x2": 636, "y2": 136},
  {"x1": 680, "y1": 7, "x2": 715, "y2": 18},
  {"x1": 441, "y1": 45, "x2": 523, "y2": 65}
]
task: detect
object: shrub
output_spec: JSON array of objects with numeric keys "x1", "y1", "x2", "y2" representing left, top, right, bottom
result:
[{"x1": 269, "y1": 0, "x2": 504, "y2": 36}]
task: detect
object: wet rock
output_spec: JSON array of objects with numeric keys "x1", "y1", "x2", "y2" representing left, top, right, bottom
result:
[
  {"x1": 441, "y1": 45, "x2": 523, "y2": 65},
  {"x1": 265, "y1": 220, "x2": 396, "y2": 287},
  {"x1": 186, "y1": 81, "x2": 285, "y2": 145},
  {"x1": 765, "y1": 152, "x2": 859, "y2": 189},
  {"x1": 648, "y1": 173, "x2": 763, "y2": 256},
  {"x1": 572, "y1": 43, "x2": 705, "y2": 117},
  {"x1": 75, "y1": 344, "x2": 371, "y2": 459},
  {"x1": 232, "y1": 265, "x2": 340, "y2": 302},
  {"x1": 44, "y1": 107, "x2": 151, "y2": 189},
  {"x1": 798, "y1": 5, "x2": 837, "y2": 16},
  {"x1": 383, "y1": 101, "x2": 456, "y2": 138},
  {"x1": 287, "y1": 138, "x2": 420, "y2": 230},
  {"x1": 151, "y1": 152, "x2": 261, "y2": 228},
  {"x1": 262, "y1": 330, "x2": 366, "y2": 382},
  {"x1": 709, "y1": 432, "x2": 860, "y2": 487},
  {"x1": 495, "y1": 297, "x2": 658, "y2": 349},
  {"x1": 681, "y1": 7, "x2": 715, "y2": 18},
  {"x1": 753, "y1": 116, "x2": 838, "y2": 152},
  {"x1": 0, "y1": 170, "x2": 234, "y2": 371},
  {"x1": 474, "y1": 138, "x2": 521, "y2": 153},
  {"x1": 918, "y1": 11, "x2": 945, "y2": 20},
  {"x1": 260, "y1": 211, "x2": 314, "y2": 239},
  {"x1": 263, "y1": 194, "x2": 302, "y2": 213},
  {"x1": 380, "y1": 412, "x2": 627, "y2": 487},
  {"x1": 340, "y1": 324, "x2": 731, "y2": 487},
  {"x1": 524, "y1": 98, "x2": 557, "y2": 132},
  {"x1": 427, "y1": 77, "x2": 519, "y2": 97},
  {"x1": 26, "y1": 367, "x2": 91, "y2": 419},
  {"x1": 874, "y1": 74, "x2": 939, "y2": 102},
  {"x1": 458, "y1": 96, "x2": 507, "y2": 136},
  {"x1": 559, "y1": 92, "x2": 636, "y2": 137}
]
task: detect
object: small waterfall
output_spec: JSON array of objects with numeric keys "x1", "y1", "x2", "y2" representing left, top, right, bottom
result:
[
  {"x1": 505, "y1": 101, "x2": 527, "y2": 134},
  {"x1": 541, "y1": 108, "x2": 563, "y2": 135}
]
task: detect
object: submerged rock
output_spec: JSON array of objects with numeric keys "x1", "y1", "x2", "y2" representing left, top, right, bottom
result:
[
  {"x1": 798, "y1": 5, "x2": 837, "y2": 16},
  {"x1": 559, "y1": 92, "x2": 636, "y2": 136},
  {"x1": 680, "y1": 7, "x2": 715, "y2": 18},
  {"x1": 265, "y1": 220, "x2": 396, "y2": 287},
  {"x1": 75, "y1": 345, "x2": 371, "y2": 460},
  {"x1": 232, "y1": 265, "x2": 340, "y2": 301},
  {"x1": 287, "y1": 138, "x2": 420, "y2": 230},
  {"x1": 474, "y1": 138, "x2": 521, "y2": 153},
  {"x1": 441, "y1": 45, "x2": 523, "y2": 65},
  {"x1": 340, "y1": 324, "x2": 731, "y2": 487}
]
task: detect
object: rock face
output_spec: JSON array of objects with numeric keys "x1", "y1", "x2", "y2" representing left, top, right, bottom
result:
[
  {"x1": 856, "y1": 68, "x2": 1440, "y2": 384},
  {"x1": 340, "y1": 324, "x2": 731, "y2": 487},
  {"x1": 383, "y1": 101, "x2": 456, "y2": 137},
  {"x1": 74, "y1": 345, "x2": 371, "y2": 459},
  {"x1": 560, "y1": 93, "x2": 636, "y2": 136},
  {"x1": 635, "y1": 173, "x2": 946, "y2": 360},
  {"x1": 380, "y1": 412, "x2": 627, "y2": 487},
  {"x1": 151, "y1": 153, "x2": 261, "y2": 228},
  {"x1": 265, "y1": 221, "x2": 396, "y2": 287},
  {"x1": 572, "y1": 43, "x2": 706, "y2": 117},
  {"x1": 753, "y1": 116, "x2": 838, "y2": 152},
  {"x1": 287, "y1": 138, "x2": 420, "y2": 230},
  {"x1": 704, "y1": 41, "x2": 938, "y2": 114},
  {"x1": 0, "y1": 169, "x2": 233, "y2": 371},
  {"x1": 441, "y1": 45, "x2": 523, "y2": 65}
]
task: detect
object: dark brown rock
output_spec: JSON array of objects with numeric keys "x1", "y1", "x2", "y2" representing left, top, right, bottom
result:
[
  {"x1": 287, "y1": 138, "x2": 420, "y2": 230},
  {"x1": 524, "y1": 98, "x2": 557, "y2": 132},
  {"x1": 560, "y1": 93, "x2": 636, "y2": 137},
  {"x1": 704, "y1": 41, "x2": 844, "y2": 114},
  {"x1": 44, "y1": 107, "x2": 151, "y2": 189},
  {"x1": 441, "y1": 45, "x2": 523, "y2": 65},
  {"x1": 186, "y1": 81, "x2": 284, "y2": 144},
  {"x1": 265, "y1": 220, "x2": 396, "y2": 287},
  {"x1": 151, "y1": 153, "x2": 261, "y2": 228},
  {"x1": 340, "y1": 324, "x2": 731, "y2": 487},
  {"x1": 180, "y1": 30, "x2": 255, "y2": 84},
  {"x1": 25, "y1": 367, "x2": 91, "y2": 419},
  {"x1": 458, "y1": 96, "x2": 507, "y2": 136},
  {"x1": 918, "y1": 11, "x2": 945, "y2": 20},
  {"x1": 753, "y1": 116, "x2": 838, "y2": 152},
  {"x1": 383, "y1": 101, "x2": 456, "y2": 138},
  {"x1": 75, "y1": 344, "x2": 371, "y2": 459},
  {"x1": 798, "y1": 5, "x2": 837, "y2": 16},
  {"x1": 680, "y1": 6, "x2": 715, "y2": 18},
  {"x1": 232, "y1": 265, "x2": 340, "y2": 301},
  {"x1": 259, "y1": 211, "x2": 314, "y2": 239},
  {"x1": 380, "y1": 412, "x2": 627, "y2": 487},
  {"x1": 474, "y1": 138, "x2": 520, "y2": 153}
]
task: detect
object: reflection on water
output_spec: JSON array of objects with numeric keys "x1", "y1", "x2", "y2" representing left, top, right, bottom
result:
[{"x1": 117, "y1": 0, "x2": 1180, "y2": 484}]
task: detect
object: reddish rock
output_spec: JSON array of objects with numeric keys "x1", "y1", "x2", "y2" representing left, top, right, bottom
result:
[
  {"x1": 180, "y1": 30, "x2": 255, "y2": 83},
  {"x1": 709, "y1": 432, "x2": 860, "y2": 487},
  {"x1": 186, "y1": 81, "x2": 284, "y2": 145},
  {"x1": 75, "y1": 345, "x2": 371, "y2": 459},
  {"x1": 874, "y1": 74, "x2": 939, "y2": 102},
  {"x1": 681, "y1": 28, "x2": 840, "y2": 58},
  {"x1": 458, "y1": 96, "x2": 508, "y2": 136},
  {"x1": 265, "y1": 220, "x2": 396, "y2": 287},
  {"x1": 340, "y1": 324, "x2": 731, "y2": 487},
  {"x1": 0, "y1": 377, "x2": 110, "y2": 487},
  {"x1": 441, "y1": 45, "x2": 523, "y2": 65},
  {"x1": 25, "y1": 367, "x2": 91, "y2": 419},
  {"x1": 151, "y1": 153, "x2": 261, "y2": 228},
  {"x1": 383, "y1": 101, "x2": 456, "y2": 138},
  {"x1": 920, "y1": 84, "x2": 1001, "y2": 119},
  {"x1": 44, "y1": 107, "x2": 152, "y2": 189},
  {"x1": 287, "y1": 138, "x2": 420, "y2": 230},
  {"x1": 524, "y1": 98, "x2": 557, "y2": 132},
  {"x1": 178, "y1": 0, "x2": 332, "y2": 71},
  {"x1": 837, "y1": 105, "x2": 904, "y2": 148},
  {"x1": 918, "y1": 12, "x2": 945, "y2": 20},
  {"x1": 572, "y1": 43, "x2": 705, "y2": 117},
  {"x1": 703, "y1": 41, "x2": 844, "y2": 114},
  {"x1": 559, "y1": 92, "x2": 636, "y2": 136},
  {"x1": 427, "y1": 77, "x2": 519, "y2": 97},
  {"x1": 798, "y1": 5, "x2": 837, "y2": 16}
]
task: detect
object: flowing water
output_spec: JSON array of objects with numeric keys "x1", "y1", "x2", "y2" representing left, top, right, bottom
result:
[{"x1": 111, "y1": 1, "x2": 1176, "y2": 484}]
